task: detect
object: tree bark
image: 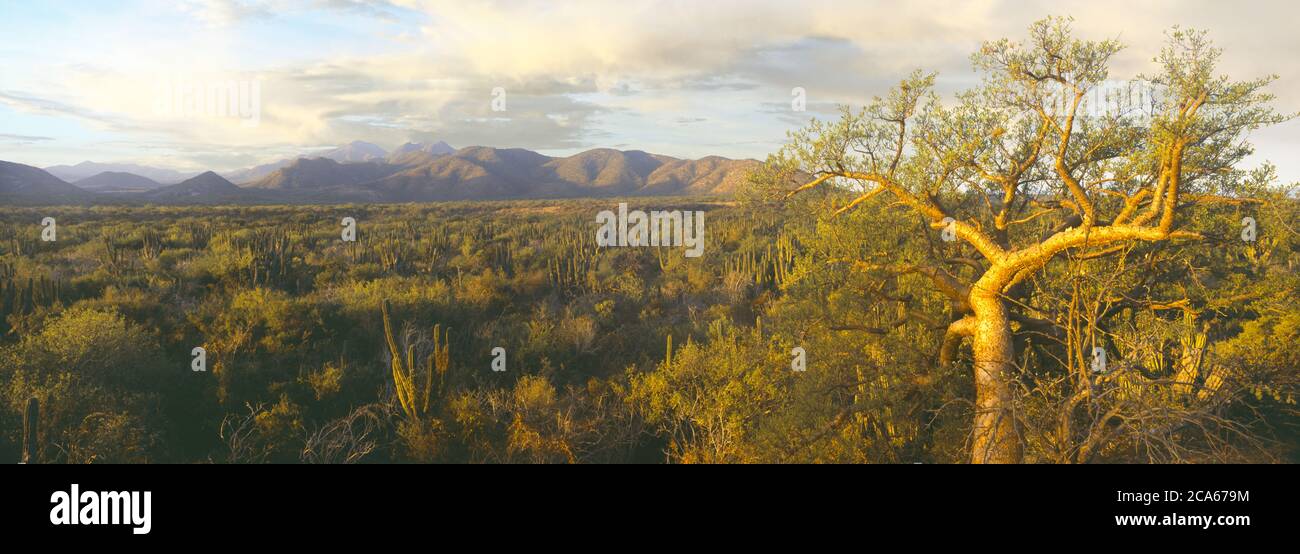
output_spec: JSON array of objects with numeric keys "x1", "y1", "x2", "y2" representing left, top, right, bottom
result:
[{"x1": 968, "y1": 287, "x2": 1022, "y2": 464}]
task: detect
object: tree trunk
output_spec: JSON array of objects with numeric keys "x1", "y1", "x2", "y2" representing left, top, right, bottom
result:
[
  {"x1": 968, "y1": 290, "x2": 1022, "y2": 463},
  {"x1": 22, "y1": 397, "x2": 38, "y2": 464}
]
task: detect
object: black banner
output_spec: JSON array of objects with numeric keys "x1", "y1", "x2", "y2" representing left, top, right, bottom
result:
[{"x1": 3, "y1": 464, "x2": 1291, "y2": 544}]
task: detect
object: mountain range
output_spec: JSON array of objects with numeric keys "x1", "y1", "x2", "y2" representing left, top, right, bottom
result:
[
  {"x1": 73, "y1": 171, "x2": 163, "y2": 192},
  {"x1": 1, "y1": 142, "x2": 759, "y2": 205},
  {"x1": 44, "y1": 161, "x2": 196, "y2": 184}
]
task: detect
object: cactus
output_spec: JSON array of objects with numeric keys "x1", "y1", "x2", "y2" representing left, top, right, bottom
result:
[
  {"x1": 721, "y1": 232, "x2": 799, "y2": 293},
  {"x1": 381, "y1": 300, "x2": 449, "y2": 421},
  {"x1": 6, "y1": 227, "x2": 43, "y2": 257},
  {"x1": 21, "y1": 397, "x2": 38, "y2": 464},
  {"x1": 418, "y1": 240, "x2": 444, "y2": 274},
  {"x1": 653, "y1": 246, "x2": 670, "y2": 272},
  {"x1": 487, "y1": 240, "x2": 515, "y2": 277},
  {"x1": 773, "y1": 232, "x2": 797, "y2": 288},
  {"x1": 375, "y1": 237, "x2": 404, "y2": 272},
  {"x1": 349, "y1": 226, "x2": 450, "y2": 275},
  {"x1": 547, "y1": 225, "x2": 598, "y2": 295},
  {"x1": 140, "y1": 229, "x2": 164, "y2": 260},
  {"x1": 0, "y1": 273, "x2": 65, "y2": 337},
  {"x1": 185, "y1": 222, "x2": 214, "y2": 249},
  {"x1": 100, "y1": 235, "x2": 131, "y2": 276},
  {"x1": 222, "y1": 227, "x2": 301, "y2": 290}
]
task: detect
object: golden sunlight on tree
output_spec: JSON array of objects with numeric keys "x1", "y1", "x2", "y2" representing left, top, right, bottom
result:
[{"x1": 763, "y1": 17, "x2": 1292, "y2": 463}]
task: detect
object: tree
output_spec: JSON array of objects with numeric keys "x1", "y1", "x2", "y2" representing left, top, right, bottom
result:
[{"x1": 767, "y1": 17, "x2": 1289, "y2": 463}]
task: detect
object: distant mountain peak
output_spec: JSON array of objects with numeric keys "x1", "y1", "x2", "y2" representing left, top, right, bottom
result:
[
  {"x1": 44, "y1": 161, "x2": 195, "y2": 184},
  {"x1": 73, "y1": 171, "x2": 161, "y2": 192},
  {"x1": 0, "y1": 160, "x2": 92, "y2": 203},
  {"x1": 364, "y1": 145, "x2": 757, "y2": 201},
  {"x1": 143, "y1": 171, "x2": 245, "y2": 203},
  {"x1": 323, "y1": 141, "x2": 387, "y2": 163},
  {"x1": 389, "y1": 141, "x2": 456, "y2": 163},
  {"x1": 177, "y1": 171, "x2": 238, "y2": 190},
  {"x1": 246, "y1": 156, "x2": 400, "y2": 190}
]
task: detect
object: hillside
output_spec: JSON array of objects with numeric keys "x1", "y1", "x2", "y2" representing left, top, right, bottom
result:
[
  {"x1": 364, "y1": 146, "x2": 758, "y2": 201},
  {"x1": 142, "y1": 171, "x2": 255, "y2": 204},
  {"x1": 4, "y1": 144, "x2": 759, "y2": 205},
  {"x1": 0, "y1": 161, "x2": 93, "y2": 203},
  {"x1": 44, "y1": 161, "x2": 193, "y2": 184},
  {"x1": 244, "y1": 158, "x2": 402, "y2": 190},
  {"x1": 74, "y1": 171, "x2": 162, "y2": 192}
]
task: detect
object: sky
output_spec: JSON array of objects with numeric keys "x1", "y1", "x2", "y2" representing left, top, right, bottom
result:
[{"x1": 1, "y1": 0, "x2": 1298, "y2": 181}]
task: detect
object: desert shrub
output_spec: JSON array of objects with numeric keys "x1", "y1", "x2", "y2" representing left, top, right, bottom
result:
[{"x1": 0, "y1": 307, "x2": 165, "y2": 463}]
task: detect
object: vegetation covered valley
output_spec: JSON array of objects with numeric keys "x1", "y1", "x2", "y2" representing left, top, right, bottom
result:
[
  {"x1": 0, "y1": 190, "x2": 1295, "y2": 463},
  {"x1": 2, "y1": 19, "x2": 1297, "y2": 464}
]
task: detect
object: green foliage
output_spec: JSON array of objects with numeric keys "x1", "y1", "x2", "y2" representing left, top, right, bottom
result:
[
  {"x1": 0, "y1": 307, "x2": 163, "y2": 462},
  {"x1": 2, "y1": 190, "x2": 1293, "y2": 463}
]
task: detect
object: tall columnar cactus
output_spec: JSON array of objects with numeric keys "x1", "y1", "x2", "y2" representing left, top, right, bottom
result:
[
  {"x1": 0, "y1": 274, "x2": 65, "y2": 337},
  {"x1": 100, "y1": 235, "x2": 130, "y2": 276},
  {"x1": 8, "y1": 231, "x2": 42, "y2": 257},
  {"x1": 773, "y1": 232, "x2": 798, "y2": 288},
  {"x1": 376, "y1": 237, "x2": 404, "y2": 272},
  {"x1": 350, "y1": 228, "x2": 432, "y2": 274},
  {"x1": 381, "y1": 301, "x2": 449, "y2": 421},
  {"x1": 140, "y1": 229, "x2": 164, "y2": 260},
  {"x1": 547, "y1": 226, "x2": 598, "y2": 295},
  {"x1": 21, "y1": 397, "x2": 38, "y2": 464},
  {"x1": 185, "y1": 222, "x2": 214, "y2": 249},
  {"x1": 488, "y1": 240, "x2": 515, "y2": 277},
  {"x1": 418, "y1": 241, "x2": 444, "y2": 274},
  {"x1": 721, "y1": 233, "x2": 799, "y2": 293},
  {"x1": 227, "y1": 227, "x2": 300, "y2": 290}
]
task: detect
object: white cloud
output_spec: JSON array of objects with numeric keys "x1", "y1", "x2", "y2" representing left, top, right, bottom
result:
[
  {"x1": 175, "y1": 0, "x2": 277, "y2": 26},
  {"x1": 2, "y1": 0, "x2": 1297, "y2": 176}
]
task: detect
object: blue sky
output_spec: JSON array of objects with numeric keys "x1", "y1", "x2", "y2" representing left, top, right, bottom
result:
[{"x1": 2, "y1": 0, "x2": 1298, "y2": 183}]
